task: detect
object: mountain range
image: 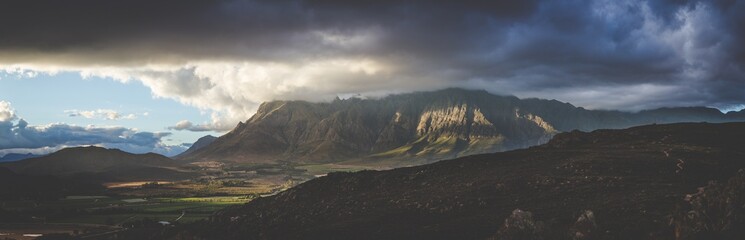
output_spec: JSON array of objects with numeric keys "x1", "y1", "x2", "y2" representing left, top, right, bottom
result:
[
  {"x1": 166, "y1": 122, "x2": 745, "y2": 239},
  {"x1": 179, "y1": 88, "x2": 745, "y2": 165},
  {"x1": 0, "y1": 153, "x2": 43, "y2": 162},
  {"x1": 0, "y1": 146, "x2": 195, "y2": 181}
]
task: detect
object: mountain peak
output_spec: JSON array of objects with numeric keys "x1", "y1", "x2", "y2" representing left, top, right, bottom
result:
[
  {"x1": 56, "y1": 145, "x2": 118, "y2": 154},
  {"x1": 179, "y1": 88, "x2": 745, "y2": 164}
]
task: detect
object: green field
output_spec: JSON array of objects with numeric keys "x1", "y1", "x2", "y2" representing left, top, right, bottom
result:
[
  {"x1": 1, "y1": 196, "x2": 250, "y2": 225},
  {"x1": 296, "y1": 163, "x2": 372, "y2": 176},
  {"x1": 0, "y1": 162, "x2": 384, "y2": 232}
]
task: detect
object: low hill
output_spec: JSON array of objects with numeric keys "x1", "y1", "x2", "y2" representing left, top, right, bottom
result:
[
  {"x1": 180, "y1": 88, "x2": 745, "y2": 165},
  {"x1": 1, "y1": 146, "x2": 195, "y2": 181},
  {"x1": 174, "y1": 122, "x2": 745, "y2": 239}
]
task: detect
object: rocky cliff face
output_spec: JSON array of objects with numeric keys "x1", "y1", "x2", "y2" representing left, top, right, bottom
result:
[{"x1": 179, "y1": 88, "x2": 745, "y2": 164}]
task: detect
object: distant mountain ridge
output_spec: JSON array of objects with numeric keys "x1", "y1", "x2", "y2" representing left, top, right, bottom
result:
[
  {"x1": 1, "y1": 146, "x2": 194, "y2": 181},
  {"x1": 0, "y1": 153, "x2": 43, "y2": 162},
  {"x1": 175, "y1": 135, "x2": 217, "y2": 158},
  {"x1": 180, "y1": 88, "x2": 745, "y2": 164}
]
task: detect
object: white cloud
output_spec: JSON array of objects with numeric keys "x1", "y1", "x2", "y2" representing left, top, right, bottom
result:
[
  {"x1": 65, "y1": 109, "x2": 139, "y2": 120},
  {"x1": 0, "y1": 145, "x2": 66, "y2": 157},
  {"x1": 0, "y1": 66, "x2": 45, "y2": 79},
  {"x1": 0, "y1": 100, "x2": 17, "y2": 122},
  {"x1": 168, "y1": 120, "x2": 223, "y2": 132},
  {"x1": 170, "y1": 120, "x2": 195, "y2": 131},
  {"x1": 5, "y1": 57, "x2": 401, "y2": 132},
  {"x1": 123, "y1": 114, "x2": 137, "y2": 120},
  {"x1": 0, "y1": 101, "x2": 184, "y2": 156}
]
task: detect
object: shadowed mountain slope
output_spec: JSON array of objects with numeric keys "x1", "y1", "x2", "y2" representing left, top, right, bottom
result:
[{"x1": 178, "y1": 122, "x2": 745, "y2": 240}]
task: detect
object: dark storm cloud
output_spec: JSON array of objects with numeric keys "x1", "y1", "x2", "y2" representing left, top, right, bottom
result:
[
  {"x1": 1, "y1": 0, "x2": 744, "y2": 113},
  {"x1": 0, "y1": 0, "x2": 539, "y2": 64}
]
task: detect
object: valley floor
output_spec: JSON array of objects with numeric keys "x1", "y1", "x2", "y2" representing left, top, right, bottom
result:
[{"x1": 0, "y1": 159, "x2": 383, "y2": 239}]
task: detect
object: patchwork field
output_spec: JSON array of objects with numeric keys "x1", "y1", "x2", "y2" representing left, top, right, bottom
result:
[
  {"x1": 2, "y1": 195, "x2": 250, "y2": 224},
  {"x1": 0, "y1": 195, "x2": 251, "y2": 239},
  {"x1": 0, "y1": 160, "x2": 380, "y2": 239}
]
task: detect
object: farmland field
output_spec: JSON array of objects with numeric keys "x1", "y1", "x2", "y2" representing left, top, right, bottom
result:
[
  {"x1": 0, "y1": 195, "x2": 251, "y2": 238},
  {"x1": 0, "y1": 161, "x2": 376, "y2": 238},
  {"x1": 2, "y1": 196, "x2": 250, "y2": 224}
]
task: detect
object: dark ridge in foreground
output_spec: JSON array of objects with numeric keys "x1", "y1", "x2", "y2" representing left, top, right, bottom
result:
[{"x1": 157, "y1": 122, "x2": 745, "y2": 240}]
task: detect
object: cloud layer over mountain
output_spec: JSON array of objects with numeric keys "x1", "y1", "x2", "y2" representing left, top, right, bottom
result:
[{"x1": 1, "y1": 0, "x2": 744, "y2": 131}]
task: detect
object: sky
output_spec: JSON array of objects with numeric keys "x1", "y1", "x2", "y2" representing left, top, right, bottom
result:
[
  {"x1": 1, "y1": 0, "x2": 744, "y2": 156},
  {"x1": 0, "y1": 72, "x2": 212, "y2": 156}
]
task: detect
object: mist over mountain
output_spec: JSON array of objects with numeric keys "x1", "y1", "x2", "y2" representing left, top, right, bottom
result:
[{"x1": 180, "y1": 88, "x2": 745, "y2": 164}]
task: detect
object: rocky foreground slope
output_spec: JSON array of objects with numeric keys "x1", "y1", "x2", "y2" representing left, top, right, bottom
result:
[
  {"x1": 180, "y1": 88, "x2": 745, "y2": 164},
  {"x1": 161, "y1": 122, "x2": 745, "y2": 240}
]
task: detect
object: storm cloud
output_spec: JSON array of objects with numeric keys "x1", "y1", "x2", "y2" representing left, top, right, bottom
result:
[{"x1": 1, "y1": 0, "x2": 744, "y2": 131}]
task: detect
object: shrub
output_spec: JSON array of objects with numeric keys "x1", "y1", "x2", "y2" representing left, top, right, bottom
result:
[
  {"x1": 671, "y1": 169, "x2": 745, "y2": 239},
  {"x1": 494, "y1": 209, "x2": 545, "y2": 240},
  {"x1": 571, "y1": 210, "x2": 597, "y2": 240}
]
